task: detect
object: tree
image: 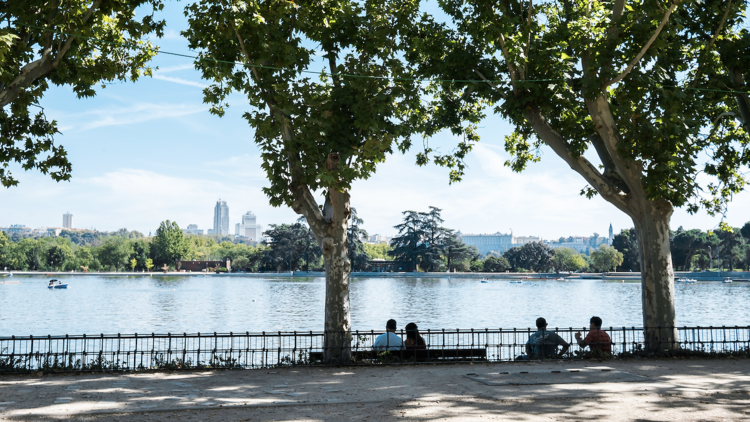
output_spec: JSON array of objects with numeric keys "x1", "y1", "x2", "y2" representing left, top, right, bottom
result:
[
  {"x1": 443, "y1": 232, "x2": 475, "y2": 271},
  {"x1": 46, "y1": 245, "x2": 72, "y2": 271},
  {"x1": 670, "y1": 228, "x2": 705, "y2": 271},
  {"x1": 716, "y1": 227, "x2": 743, "y2": 271},
  {"x1": 590, "y1": 245, "x2": 625, "y2": 272},
  {"x1": 98, "y1": 237, "x2": 131, "y2": 272},
  {"x1": 129, "y1": 240, "x2": 151, "y2": 271},
  {"x1": 145, "y1": 258, "x2": 154, "y2": 272},
  {"x1": 420, "y1": 207, "x2": 450, "y2": 271},
  {"x1": 612, "y1": 229, "x2": 640, "y2": 272},
  {"x1": 151, "y1": 221, "x2": 189, "y2": 267},
  {"x1": 347, "y1": 209, "x2": 370, "y2": 272},
  {"x1": 389, "y1": 211, "x2": 426, "y2": 271},
  {"x1": 551, "y1": 248, "x2": 588, "y2": 272},
  {"x1": 232, "y1": 256, "x2": 249, "y2": 271},
  {"x1": 183, "y1": 0, "x2": 422, "y2": 361},
  {"x1": 483, "y1": 255, "x2": 510, "y2": 272},
  {"x1": 263, "y1": 223, "x2": 321, "y2": 272},
  {"x1": 1, "y1": 0, "x2": 164, "y2": 187},
  {"x1": 412, "y1": 0, "x2": 750, "y2": 349},
  {"x1": 129, "y1": 258, "x2": 137, "y2": 272},
  {"x1": 364, "y1": 243, "x2": 391, "y2": 260},
  {"x1": 503, "y1": 242, "x2": 554, "y2": 272},
  {"x1": 741, "y1": 222, "x2": 750, "y2": 242}
]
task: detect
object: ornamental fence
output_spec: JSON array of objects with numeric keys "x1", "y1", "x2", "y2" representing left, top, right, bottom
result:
[{"x1": 1, "y1": 326, "x2": 749, "y2": 373}]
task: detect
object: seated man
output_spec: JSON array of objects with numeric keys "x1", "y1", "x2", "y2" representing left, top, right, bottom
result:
[
  {"x1": 525, "y1": 317, "x2": 569, "y2": 359},
  {"x1": 575, "y1": 316, "x2": 612, "y2": 353},
  {"x1": 372, "y1": 319, "x2": 404, "y2": 351}
]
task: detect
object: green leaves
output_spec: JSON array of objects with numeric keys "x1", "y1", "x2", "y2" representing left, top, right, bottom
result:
[{"x1": 1, "y1": 0, "x2": 165, "y2": 187}]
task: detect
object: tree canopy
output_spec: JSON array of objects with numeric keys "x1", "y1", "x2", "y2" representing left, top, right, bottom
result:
[{"x1": 1, "y1": 0, "x2": 164, "y2": 187}]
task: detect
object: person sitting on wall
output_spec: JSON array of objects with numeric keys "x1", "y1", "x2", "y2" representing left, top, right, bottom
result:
[
  {"x1": 575, "y1": 316, "x2": 612, "y2": 353},
  {"x1": 404, "y1": 322, "x2": 427, "y2": 350},
  {"x1": 372, "y1": 319, "x2": 404, "y2": 351},
  {"x1": 525, "y1": 317, "x2": 570, "y2": 359}
]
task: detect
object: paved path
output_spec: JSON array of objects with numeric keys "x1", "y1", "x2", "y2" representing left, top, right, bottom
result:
[{"x1": 1, "y1": 359, "x2": 749, "y2": 421}]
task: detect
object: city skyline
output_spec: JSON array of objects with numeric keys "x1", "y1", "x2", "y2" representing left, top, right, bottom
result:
[{"x1": 1, "y1": 2, "x2": 748, "y2": 239}]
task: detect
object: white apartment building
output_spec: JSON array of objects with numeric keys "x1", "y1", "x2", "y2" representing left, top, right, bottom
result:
[
  {"x1": 62, "y1": 212, "x2": 73, "y2": 229},
  {"x1": 183, "y1": 224, "x2": 204, "y2": 235}
]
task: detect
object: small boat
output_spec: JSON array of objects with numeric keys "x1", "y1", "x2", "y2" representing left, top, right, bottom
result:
[
  {"x1": 722, "y1": 278, "x2": 733, "y2": 284},
  {"x1": 480, "y1": 279, "x2": 489, "y2": 283},
  {"x1": 48, "y1": 279, "x2": 68, "y2": 289},
  {"x1": 509, "y1": 280, "x2": 523, "y2": 284}
]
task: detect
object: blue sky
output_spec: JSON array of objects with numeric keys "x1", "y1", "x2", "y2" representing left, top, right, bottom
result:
[{"x1": 1, "y1": 2, "x2": 748, "y2": 238}]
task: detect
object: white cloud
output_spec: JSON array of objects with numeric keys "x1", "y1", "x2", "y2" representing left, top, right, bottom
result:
[
  {"x1": 58, "y1": 102, "x2": 207, "y2": 132},
  {"x1": 151, "y1": 74, "x2": 208, "y2": 89}
]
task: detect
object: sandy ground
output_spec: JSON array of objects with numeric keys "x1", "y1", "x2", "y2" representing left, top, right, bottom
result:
[{"x1": 1, "y1": 359, "x2": 749, "y2": 421}]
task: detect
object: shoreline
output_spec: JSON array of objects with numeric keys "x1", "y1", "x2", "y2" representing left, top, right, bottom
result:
[{"x1": 2, "y1": 270, "x2": 748, "y2": 281}]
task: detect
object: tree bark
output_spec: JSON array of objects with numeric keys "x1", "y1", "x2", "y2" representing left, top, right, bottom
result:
[
  {"x1": 321, "y1": 189, "x2": 352, "y2": 362},
  {"x1": 632, "y1": 198, "x2": 678, "y2": 352}
]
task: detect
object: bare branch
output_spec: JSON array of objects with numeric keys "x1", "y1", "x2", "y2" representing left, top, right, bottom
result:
[{"x1": 606, "y1": 1, "x2": 678, "y2": 87}]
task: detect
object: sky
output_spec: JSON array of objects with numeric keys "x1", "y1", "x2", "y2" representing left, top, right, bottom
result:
[{"x1": 1, "y1": 2, "x2": 749, "y2": 239}]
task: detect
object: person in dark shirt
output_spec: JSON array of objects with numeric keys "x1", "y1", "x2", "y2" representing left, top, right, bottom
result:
[
  {"x1": 404, "y1": 322, "x2": 426, "y2": 349},
  {"x1": 525, "y1": 317, "x2": 569, "y2": 359},
  {"x1": 575, "y1": 316, "x2": 612, "y2": 353}
]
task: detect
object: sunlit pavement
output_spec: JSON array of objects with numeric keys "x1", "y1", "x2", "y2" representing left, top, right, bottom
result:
[{"x1": 1, "y1": 359, "x2": 749, "y2": 421}]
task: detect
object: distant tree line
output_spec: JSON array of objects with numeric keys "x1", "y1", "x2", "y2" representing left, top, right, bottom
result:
[{"x1": 613, "y1": 223, "x2": 750, "y2": 272}]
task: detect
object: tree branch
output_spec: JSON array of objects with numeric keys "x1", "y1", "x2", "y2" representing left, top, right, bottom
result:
[
  {"x1": 523, "y1": 0, "x2": 533, "y2": 79},
  {"x1": 605, "y1": 0, "x2": 677, "y2": 87},
  {"x1": 524, "y1": 107, "x2": 632, "y2": 215},
  {"x1": 690, "y1": 0, "x2": 732, "y2": 89},
  {"x1": 474, "y1": 69, "x2": 506, "y2": 98},
  {"x1": 497, "y1": 33, "x2": 518, "y2": 92},
  {"x1": 0, "y1": 0, "x2": 101, "y2": 108}
]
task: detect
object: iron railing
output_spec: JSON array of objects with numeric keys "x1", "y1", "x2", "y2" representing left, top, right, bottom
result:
[{"x1": 1, "y1": 326, "x2": 749, "y2": 373}]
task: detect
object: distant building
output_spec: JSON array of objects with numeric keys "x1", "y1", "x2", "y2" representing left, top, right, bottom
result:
[
  {"x1": 62, "y1": 212, "x2": 73, "y2": 229},
  {"x1": 183, "y1": 224, "x2": 204, "y2": 235},
  {"x1": 609, "y1": 223, "x2": 614, "y2": 245},
  {"x1": 0, "y1": 224, "x2": 33, "y2": 235},
  {"x1": 207, "y1": 229, "x2": 215, "y2": 235},
  {"x1": 459, "y1": 231, "x2": 514, "y2": 255},
  {"x1": 368, "y1": 234, "x2": 388, "y2": 244},
  {"x1": 514, "y1": 236, "x2": 541, "y2": 245},
  {"x1": 213, "y1": 200, "x2": 229, "y2": 235},
  {"x1": 242, "y1": 211, "x2": 258, "y2": 240}
]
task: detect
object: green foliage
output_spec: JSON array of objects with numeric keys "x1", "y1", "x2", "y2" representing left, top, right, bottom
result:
[
  {"x1": 151, "y1": 221, "x2": 189, "y2": 267},
  {"x1": 590, "y1": 245, "x2": 625, "y2": 272},
  {"x1": 483, "y1": 255, "x2": 510, "y2": 272},
  {"x1": 443, "y1": 233, "x2": 476, "y2": 271},
  {"x1": 0, "y1": 0, "x2": 165, "y2": 187},
  {"x1": 263, "y1": 223, "x2": 321, "y2": 271},
  {"x1": 503, "y1": 242, "x2": 554, "y2": 272},
  {"x1": 364, "y1": 243, "x2": 391, "y2": 260},
  {"x1": 551, "y1": 248, "x2": 588, "y2": 272},
  {"x1": 45, "y1": 244, "x2": 72, "y2": 271},
  {"x1": 670, "y1": 227, "x2": 707, "y2": 271},
  {"x1": 613, "y1": 229, "x2": 640, "y2": 272},
  {"x1": 97, "y1": 237, "x2": 132, "y2": 272},
  {"x1": 182, "y1": 0, "x2": 424, "y2": 208},
  {"x1": 348, "y1": 209, "x2": 370, "y2": 271},
  {"x1": 389, "y1": 207, "x2": 452, "y2": 271},
  {"x1": 413, "y1": 0, "x2": 750, "y2": 217}
]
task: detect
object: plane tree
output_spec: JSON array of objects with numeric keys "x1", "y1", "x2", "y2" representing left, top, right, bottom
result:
[
  {"x1": 410, "y1": 0, "x2": 750, "y2": 349},
  {"x1": 0, "y1": 0, "x2": 165, "y2": 187},
  {"x1": 183, "y1": 0, "x2": 422, "y2": 360}
]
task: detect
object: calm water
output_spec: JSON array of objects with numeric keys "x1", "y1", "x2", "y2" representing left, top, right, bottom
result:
[{"x1": 1, "y1": 276, "x2": 749, "y2": 336}]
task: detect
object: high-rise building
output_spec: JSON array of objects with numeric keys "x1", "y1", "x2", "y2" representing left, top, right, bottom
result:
[
  {"x1": 242, "y1": 211, "x2": 257, "y2": 240},
  {"x1": 62, "y1": 212, "x2": 73, "y2": 229},
  {"x1": 609, "y1": 223, "x2": 614, "y2": 245},
  {"x1": 213, "y1": 200, "x2": 229, "y2": 235}
]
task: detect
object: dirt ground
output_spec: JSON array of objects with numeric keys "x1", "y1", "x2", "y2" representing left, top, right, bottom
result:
[{"x1": 1, "y1": 359, "x2": 749, "y2": 421}]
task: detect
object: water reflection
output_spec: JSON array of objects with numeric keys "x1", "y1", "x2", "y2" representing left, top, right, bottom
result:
[{"x1": 0, "y1": 275, "x2": 748, "y2": 336}]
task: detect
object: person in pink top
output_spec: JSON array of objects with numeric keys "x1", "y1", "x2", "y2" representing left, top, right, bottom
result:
[{"x1": 575, "y1": 316, "x2": 612, "y2": 353}]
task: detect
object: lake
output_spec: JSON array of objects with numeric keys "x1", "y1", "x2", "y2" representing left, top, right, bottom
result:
[{"x1": 1, "y1": 275, "x2": 748, "y2": 336}]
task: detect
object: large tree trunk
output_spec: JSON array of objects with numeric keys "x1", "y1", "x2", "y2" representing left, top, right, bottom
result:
[
  {"x1": 320, "y1": 188, "x2": 352, "y2": 362},
  {"x1": 632, "y1": 198, "x2": 678, "y2": 352}
]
